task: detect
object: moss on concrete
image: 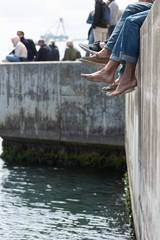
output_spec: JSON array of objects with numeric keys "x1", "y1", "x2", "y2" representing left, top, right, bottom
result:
[
  {"x1": 1, "y1": 137, "x2": 126, "y2": 171},
  {"x1": 123, "y1": 172, "x2": 136, "y2": 238}
]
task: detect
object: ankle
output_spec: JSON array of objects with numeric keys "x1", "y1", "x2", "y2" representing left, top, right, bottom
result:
[
  {"x1": 99, "y1": 42, "x2": 106, "y2": 49},
  {"x1": 105, "y1": 48, "x2": 112, "y2": 58},
  {"x1": 101, "y1": 67, "x2": 115, "y2": 81},
  {"x1": 98, "y1": 48, "x2": 111, "y2": 58}
]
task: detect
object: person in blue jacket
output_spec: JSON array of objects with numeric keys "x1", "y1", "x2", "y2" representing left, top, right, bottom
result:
[
  {"x1": 36, "y1": 40, "x2": 52, "y2": 61},
  {"x1": 86, "y1": 10, "x2": 95, "y2": 52}
]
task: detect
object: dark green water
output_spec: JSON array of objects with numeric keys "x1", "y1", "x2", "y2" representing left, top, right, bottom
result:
[{"x1": 0, "y1": 157, "x2": 134, "y2": 240}]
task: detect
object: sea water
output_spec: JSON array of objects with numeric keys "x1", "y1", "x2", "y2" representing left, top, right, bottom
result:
[{"x1": 0, "y1": 141, "x2": 134, "y2": 240}]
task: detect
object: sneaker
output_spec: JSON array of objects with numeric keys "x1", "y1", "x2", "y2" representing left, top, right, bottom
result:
[
  {"x1": 80, "y1": 56, "x2": 109, "y2": 66},
  {"x1": 79, "y1": 41, "x2": 102, "y2": 55},
  {"x1": 2, "y1": 59, "x2": 10, "y2": 62}
]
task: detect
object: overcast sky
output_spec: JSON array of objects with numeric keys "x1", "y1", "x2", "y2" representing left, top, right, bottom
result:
[{"x1": 0, "y1": 0, "x2": 136, "y2": 59}]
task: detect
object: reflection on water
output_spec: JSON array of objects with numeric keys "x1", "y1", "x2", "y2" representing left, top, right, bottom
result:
[{"x1": 0, "y1": 154, "x2": 134, "y2": 240}]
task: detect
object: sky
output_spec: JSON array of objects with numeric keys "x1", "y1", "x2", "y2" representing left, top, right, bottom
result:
[{"x1": 0, "y1": 0, "x2": 136, "y2": 59}]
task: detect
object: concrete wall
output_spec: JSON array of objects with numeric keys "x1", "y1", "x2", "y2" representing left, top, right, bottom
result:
[
  {"x1": 125, "y1": 1, "x2": 160, "y2": 239},
  {"x1": 0, "y1": 61, "x2": 125, "y2": 145}
]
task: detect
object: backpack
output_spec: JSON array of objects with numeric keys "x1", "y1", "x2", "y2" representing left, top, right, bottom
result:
[{"x1": 102, "y1": 2, "x2": 110, "y2": 24}]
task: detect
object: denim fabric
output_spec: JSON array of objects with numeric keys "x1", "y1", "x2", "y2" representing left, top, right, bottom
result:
[
  {"x1": 105, "y1": 2, "x2": 152, "y2": 51},
  {"x1": 108, "y1": 25, "x2": 116, "y2": 38},
  {"x1": 85, "y1": 29, "x2": 94, "y2": 56},
  {"x1": 88, "y1": 29, "x2": 94, "y2": 44},
  {"x1": 6, "y1": 54, "x2": 21, "y2": 62},
  {"x1": 111, "y1": 10, "x2": 149, "y2": 64}
]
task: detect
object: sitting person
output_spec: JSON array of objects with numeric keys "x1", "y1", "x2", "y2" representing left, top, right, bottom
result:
[
  {"x1": 17, "y1": 31, "x2": 37, "y2": 61},
  {"x1": 36, "y1": 40, "x2": 52, "y2": 61},
  {"x1": 48, "y1": 39, "x2": 60, "y2": 61},
  {"x1": 81, "y1": 9, "x2": 152, "y2": 97},
  {"x1": 80, "y1": 0, "x2": 154, "y2": 96},
  {"x1": 80, "y1": 0, "x2": 153, "y2": 64},
  {"x1": 5, "y1": 36, "x2": 27, "y2": 62},
  {"x1": 62, "y1": 40, "x2": 80, "y2": 61}
]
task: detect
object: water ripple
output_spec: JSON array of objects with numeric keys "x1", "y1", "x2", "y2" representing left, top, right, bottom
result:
[{"x1": 0, "y1": 158, "x2": 134, "y2": 240}]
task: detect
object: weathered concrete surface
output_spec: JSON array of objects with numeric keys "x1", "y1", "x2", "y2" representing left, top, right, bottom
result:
[
  {"x1": 125, "y1": 1, "x2": 160, "y2": 239},
  {"x1": 0, "y1": 62, "x2": 125, "y2": 145}
]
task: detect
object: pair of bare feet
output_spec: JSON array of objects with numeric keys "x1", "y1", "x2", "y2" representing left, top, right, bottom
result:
[{"x1": 81, "y1": 48, "x2": 137, "y2": 97}]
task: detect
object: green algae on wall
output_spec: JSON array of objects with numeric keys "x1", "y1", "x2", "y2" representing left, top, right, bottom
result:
[
  {"x1": 123, "y1": 172, "x2": 136, "y2": 238},
  {"x1": 1, "y1": 137, "x2": 126, "y2": 171}
]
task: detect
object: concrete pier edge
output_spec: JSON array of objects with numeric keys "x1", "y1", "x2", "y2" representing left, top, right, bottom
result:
[{"x1": 125, "y1": 1, "x2": 160, "y2": 239}]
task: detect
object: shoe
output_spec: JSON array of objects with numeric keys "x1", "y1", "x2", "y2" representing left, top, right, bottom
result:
[
  {"x1": 2, "y1": 59, "x2": 10, "y2": 62},
  {"x1": 105, "y1": 88, "x2": 135, "y2": 97},
  {"x1": 102, "y1": 82, "x2": 118, "y2": 92},
  {"x1": 80, "y1": 56, "x2": 109, "y2": 66},
  {"x1": 79, "y1": 42, "x2": 102, "y2": 55}
]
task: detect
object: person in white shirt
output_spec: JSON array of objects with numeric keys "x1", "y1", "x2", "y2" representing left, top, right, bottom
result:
[{"x1": 5, "y1": 36, "x2": 27, "y2": 62}]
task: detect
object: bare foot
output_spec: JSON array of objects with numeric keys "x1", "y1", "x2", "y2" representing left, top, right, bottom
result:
[
  {"x1": 81, "y1": 60, "x2": 120, "y2": 84},
  {"x1": 108, "y1": 62, "x2": 138, "y2": 97},
  {"x1": 109, "y1": 75, "x2": 137, "y2": 97},
  {"x1": 81, "y1": 70, "x2": 113, "y2": 84},
  {"x1": 94, "y1": 48, "x2": 112, "y2": 59}
]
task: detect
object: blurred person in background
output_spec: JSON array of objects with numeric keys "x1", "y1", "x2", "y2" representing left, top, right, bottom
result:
[
  {"x1": 85, "y1": 9, "x2": 95, "y2": 56},
  {"x1": 92, "y1": 0, "x2": 110, "y2": 42},
  {"x1": 4, "y1": 36, "x2": 27, "y2": 62},
  {"x1": 107, "y1": 0, "x2": 119, "y2": 38},
  {"x1": 17, "y1": 31, "x2": 37, "y2": 61},
  {"x1": 36, "y1": 39, "x2": 52, "y2": 61},
  {"x1": 62, "y1": 40, "x2": 81, "y2": 61},
  {"x1": 48, "y1": 39, "x2": 60, "y2": 61}
]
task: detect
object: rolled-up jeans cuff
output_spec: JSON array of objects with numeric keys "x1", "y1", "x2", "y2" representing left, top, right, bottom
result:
[
  {"x1": 120, "y1": 53, "x2": 137, "y2": 64},
  {"x1": 110, "y1": 54, "x2": 120, "y2": 62}
]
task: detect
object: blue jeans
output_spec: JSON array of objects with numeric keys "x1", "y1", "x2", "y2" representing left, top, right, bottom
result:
[
  {"x1": 105, "y1": 2, "x2": 152, "y2": 51},
  {"x1": 111, "y1": 10, "x2": 150, "y2": 64},
  {"x1": 86, "y1": 28, "x2": 94, "y2": 56},
  {"x1": 6, "y1": 54, "x2": 21, "y2": 62},
  {"x1": 107, "y1": 25, "x2": 116, "y2": 38}
]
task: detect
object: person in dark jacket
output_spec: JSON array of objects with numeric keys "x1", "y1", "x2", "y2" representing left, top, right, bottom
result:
[
  {"x1": 36, "y1": 40, "x2": 52, "y2": 61},
  {"x1": 48, "y1": 39, "x2": 60, "y2": 61},
  {"x1": 17, "y1": 31, "x2": 37, "y2": 61},
  {"x1": 92, "y1": 0, "x2": 109, "y2": 41}
]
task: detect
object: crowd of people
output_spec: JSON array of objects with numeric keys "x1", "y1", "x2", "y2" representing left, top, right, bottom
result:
[
  {"x1": 2, "y1": 31, "x2": 81, "y2": 63},
  {"x1": 2, "y1": 0, "x2": 121, "y2": 64},
  {"x1": 2, "y1": 0, "x2": 154, "y2": 99},
  {"x1": 2, "y1": 0, "x2": 120, "y2": 63}
]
